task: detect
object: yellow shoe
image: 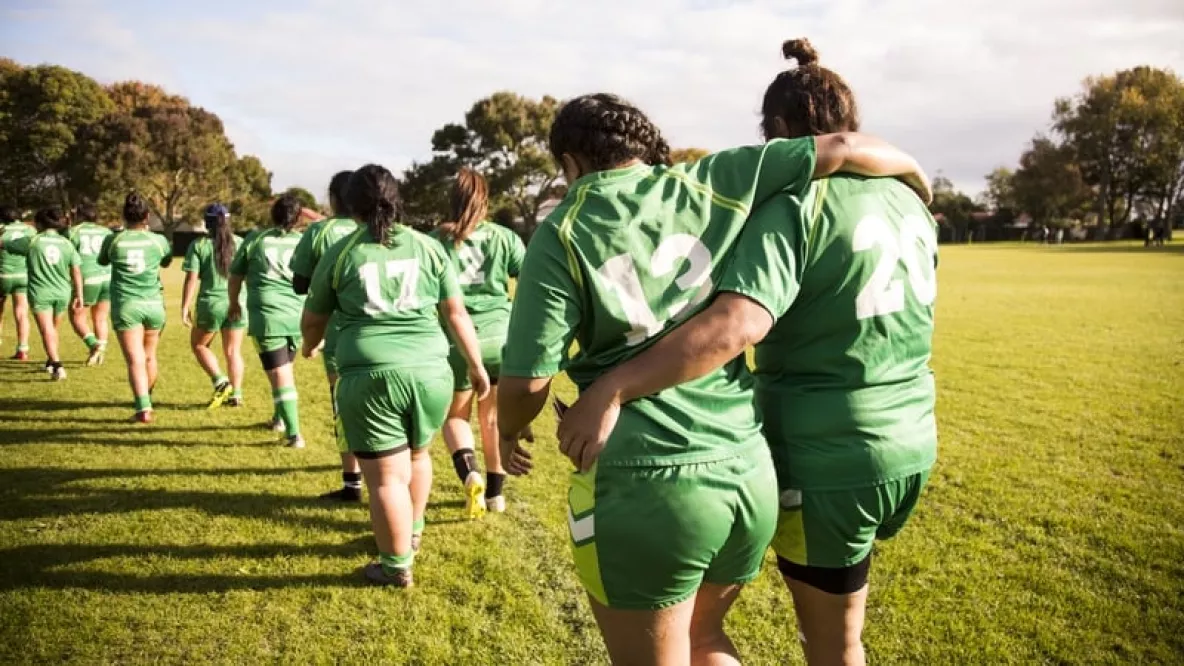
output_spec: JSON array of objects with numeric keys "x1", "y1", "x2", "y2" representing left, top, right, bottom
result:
[
  {"x1": 464, "y1": 472, "x2": 487, "y2": 520},
  {"x1": 206, "y1": 383, "x2": 233, "y2": 410}
]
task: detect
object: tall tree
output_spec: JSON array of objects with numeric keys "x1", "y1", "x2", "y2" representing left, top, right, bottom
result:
[
  {"x1": 407, "y1": 92, "x2": 564, "y2": 234},
  {"x1": 1054, "y1": 66, "x2": 1184, "y2": 228},
  {"x1": 929, "y1": 175, "x2": 980, "y2": 242},
  {"x1": 1011, "y1": 136, "x2": 1092, "y2": 226},
  {"x1": 228, "y1": 155, "x2": 273, "y2": 230},
  {"x1": 281, "y1": 186, "x2": 318, "y2": 210},
  {"x1": 0, "y1": 64, "x2": 114, "y2": 208}
]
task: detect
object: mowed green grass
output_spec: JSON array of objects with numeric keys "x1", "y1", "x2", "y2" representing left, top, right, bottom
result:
[{"x1": 0, "y1": 242, "x2": 1181, "y2": 665}]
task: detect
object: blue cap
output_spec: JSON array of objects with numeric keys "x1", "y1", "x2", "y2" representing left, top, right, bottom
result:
[{"x1": 203, "y1": 203, "x2": 230, "y2": 222}]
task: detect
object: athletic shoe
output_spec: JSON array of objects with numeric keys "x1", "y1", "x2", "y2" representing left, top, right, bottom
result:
[
  {"x1": 11, "y1": 350, "x2": 29, "y2": 362},
  {"x1": 363, "y1": 562, "x2": 412, "y2": 588},
  {"x1": 206, "y1": 383, "x2": 234, "y2": 410},
  {"x1": 131, "y1": 410, "x2": 153, "y2": 425},
  {"x1": 464, "y1": 471, "x2": 487, "y2": 520},
  {"x1": 319, "y1": 486, "x2": 362, "y2": 502},
  {"x1": 85, "y1": 345, "x2": 105, "y2": 367},
  {"x1": 266, "y1": 418, "x2": 285, "y2": 433},
  {"x1": 51, "y1": 366, "x2": 67, "y2": 381},
  {"x1": 286, "y1": 435, "x2": 306, "y2": 449},
  {"x1": 43, "y1": 360, "x2": 53, "y2": 374},
  {"x1": 225, "y1": 396, "x2": 244, "y2": 408},
  {"x1": 487, "y1": 495, "x2": 506, "y2": 514}
]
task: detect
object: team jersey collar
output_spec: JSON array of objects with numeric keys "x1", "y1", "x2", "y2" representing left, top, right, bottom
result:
[{"x1": 570, "y1": 161, "x2": 651, "y2": 189}]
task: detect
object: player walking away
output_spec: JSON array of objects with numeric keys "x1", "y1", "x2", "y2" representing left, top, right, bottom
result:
[
  {"x1": 229, "y1": 194, "x2": 307, "y2": 448},
  {"x1": 301, "y1": 165, "x2": 490, "y2": 588},
  {"x1": 289, "y1": 171, "x2": 363, "y2": 501},
  {"x1": 495, "y1": 92, "x2": 930, "y2": 665},
  {"x1": 181, "y1": 203, "x2": 247, "y2": 409},
  {"x1": 67, "y1": 200, "x2": 113, "y2": 366},
  {"x1": 557, "y1": 41, "x2": 939, "y2": 666},
  {"x1": 0, "y1": 206, "x2": 34, "y2": 360},
  {"x1": 432, "y1": 168, "x2": 526, "y2": 519},
  {"x1": 98, "y1": 193, "x2": 173, "y2": 423},
  {"x1": 1, "y1": 207, "x2": 84, "y2": 380}
]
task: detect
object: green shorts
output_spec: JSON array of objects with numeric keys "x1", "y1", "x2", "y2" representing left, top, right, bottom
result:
[
  {"x1": 568, "y1": 444, "x2": 778, "y2": 610},
  {"x1": 81, "y1": 278, "x2": 110, "y2": 306},
  {"x1": 253, "y1": 335, "x2": 299, "y2": 354},
  {"x1": 30, "y1": 295, "x2": 68, "y2": 316},
  {"x1": 196, "y1": 299, "x2": 246, "y2": 332},
  {"x1": 112, "y1": 300, "x2": 166, "y2": 331},
  {"x1": 322, "y1": 319, "x2": 340, "y2": 375},
  {"x1": 0, "y1": 274, "x2": 27, "y2": 296},
  {"x1": 447, "y1": 333, "x2": 504, "y2": 391},
  {"x1": 773, "y1": 470, "x2": 931, "y2": 569},
  {"x1": 334, "y1": 366, "x2": 453, "y2": 455}
]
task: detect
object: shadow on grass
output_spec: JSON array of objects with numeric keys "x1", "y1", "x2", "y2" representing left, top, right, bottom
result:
[{"x1": 0, "y1": 541, "x2": 376, "y2": 593}]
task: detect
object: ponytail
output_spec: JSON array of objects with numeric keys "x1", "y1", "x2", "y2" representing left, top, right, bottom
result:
[{"x1": 439, "y1": 167, "x2": 489, "y2": 246}]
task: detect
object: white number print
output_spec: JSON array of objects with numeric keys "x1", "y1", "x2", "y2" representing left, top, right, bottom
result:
[
  {"x1": 359, "y1": 259, "x2": 421, "y2": 315},
  {"x1": 853, "y1": 215, "x2": 937, "y2": 320},
  {"x1": 457, "y1": 245, "x2": 486, "y2": 286},
  {"x1": 264, "y1": 247, "x2": 295, "y2": 280},
  {"x1": 44, "y1": 245, "x2": 62, "y2": 266},
  {"x1": 127, "y1": 249, "x2": 147, "y2": 275},
  {"x1": 597, "y1": 234, "x2": 714, "y2": 346},
  {"x1": 81, "y1": 235, "x2": 104, "y2": 256}
]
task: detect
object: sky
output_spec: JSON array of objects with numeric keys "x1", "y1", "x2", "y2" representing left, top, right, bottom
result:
[{"x1": 2, "y1": 0, "x2": 1182, "y2": 198}]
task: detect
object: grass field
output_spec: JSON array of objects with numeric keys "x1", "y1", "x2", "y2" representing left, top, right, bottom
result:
[{"x1": 0, "y1": 242, "x2": 1182, "y2": 665}]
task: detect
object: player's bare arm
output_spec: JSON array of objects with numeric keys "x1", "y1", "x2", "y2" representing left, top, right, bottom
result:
[
  {"x1": 497, "y1": 375, "x2": 551, "y2": 475},
  {"x1": 438, "y1": 296, "x2": 491, "y2": 400},
  {"x1": 70, "y1": 265, "x2": 85, "y2": 311},
  {"x1": 558, "y1": 293, "x2": 774, "y2": 472},
  {"x1": 814, "y1": 133, "x2": 932, "y2": 204},
  {"x1": 226, "y1": 273, "x2": 244, "y2": 322},
  {"x1": 300, "y1": 308, "x2": 329, "y2": 359},
  {"x1": 180, "y1": 270, "x2": 198, "y2": 328}
]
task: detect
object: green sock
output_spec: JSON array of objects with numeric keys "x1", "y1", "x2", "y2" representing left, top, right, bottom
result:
[
  {"x1": 212, "y1": 374, "x2": 228, "y2": 389},
  {"x1": 16, "y1": 344, "x2": 28, "y2": 352},
  {"x1": 83, "y1": 334, "x2": 97, "y2": 349},
  {"x1": 232, "y1": 387, "x2": 243, "y2": 399},
  {"x1": 378, "y1": 550, "x2": 414, "y2": 575},
  {"x1": 273, "y1": 387, "x2": 300, "y2": 437},
  {"x1": 412, "y1": 516, "x2": 425, "y2": 536},
  {"x1": 134, "y1": 394, "x2": 152, "y2": 412}
]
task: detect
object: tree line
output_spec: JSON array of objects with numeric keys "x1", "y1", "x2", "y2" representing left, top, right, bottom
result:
[
  {"x1": 933, "y1": 65, "x2": 1184, "y2": 240},
  {"x1": 4, "y1": 58, "x2": 1178, "y2": 241}
]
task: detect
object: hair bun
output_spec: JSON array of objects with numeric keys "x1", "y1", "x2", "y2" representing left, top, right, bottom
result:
[{"x1": 782, "y1": 38, "x2": 819, "y2": 67}]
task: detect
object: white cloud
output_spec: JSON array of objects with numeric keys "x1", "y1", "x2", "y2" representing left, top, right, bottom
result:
[{"x1": 3, "y1": 0, "x2": 1182, "y2": 195}]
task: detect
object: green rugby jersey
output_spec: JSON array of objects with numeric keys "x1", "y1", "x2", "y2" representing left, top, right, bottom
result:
[
  {"x1": 182, "y1": 235, "x2": 244, "y2": 304},
  {"x1": 98, "y1": 229, "x2": 173, "y2": 306},
  {"x1": 1, "y1": 221, "x2": 35, "y2": 281},
  {"x1": 230, "y1": 228, "x2": 305, "y2": 338},
  {"x1": 306, "y1": 226, "x2": 460, "y2": 375},
  {"x1": 68, "y1": 222, "x2": 113, "y2": 287},
  {"x1": 431, "y1": 221, "x2": 525, "y2": 331},
  {"x1": 720, "y1": 175, "x2": 938, "y2": 490},
  {"x1": 289, "y1": 216, "x2": 359, "y2": 279},
  {"x1": 6, "y1": 231, "x2": 80, "y2": 301},
  {"x1": 502, "y1": 138, "x2": 818, "y2": 467}
]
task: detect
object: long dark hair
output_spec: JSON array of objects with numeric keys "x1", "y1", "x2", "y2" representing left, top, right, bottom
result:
[
  {"x1": 438, "y1": 167, "x2": 488, "y2": 246},
  {"x1": 207, "y1": 208, "x2": 234, "y2": 279},
  {"x1": 328, "y1": 170, "x2": 353, "y2": 217},
  {"x1": 34, "y1": 207, "x2": 68, "y2": 234},
  {"x1": 0, "y1": 206, "x2": 16, "y2": 224},
  {"x1": 549, "y1": 93, "x2": 672, "y2": 172},
  {"x1": 123, "y1": 192, "x2": 151, "y2": 227},
  {"x1": 761, "y1": 39, "x2": 860, "y2": 140},
  {"x1": 344, "y1": 164, "x2": 403, "y2": 246},
  {"x1": 270, "y1": 194, "x2": 303, "y2": 231},
  {"x1": 75, "y1": 200, "x2": 98, "y2": 224}
]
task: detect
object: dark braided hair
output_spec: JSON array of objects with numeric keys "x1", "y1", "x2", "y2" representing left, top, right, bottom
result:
[
  {"x1": 761, "y1": 39, "x2": 860, "y2": 140},
  {"x1": 344, "y1": 164, "x2": 403, "y2": 246},
  {"x1": 327, "y1": 170, "x2": 353, "y2": 217},
  {"x1": 270, "y1": 194, "x2": 303, "y2": 231},
  {"x1": 549, "y1": 93, "x2": 672, "y2": 173},
  {"x1": 123, "y1": 192, "x2": 151, "y2": 227}
]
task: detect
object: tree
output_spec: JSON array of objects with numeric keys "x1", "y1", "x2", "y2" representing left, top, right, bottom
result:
[
  {"x1": 982, "y1": 167, "x2": 1017, "y2": 217},
  {"x1": 228, "y1": 155, "x2": 273, "y2": 230},
  {"x1": 0, "y1": 64, "x2": 114, "y2": 208},
  {"x1": 1011, "y1": 136, "x2": 1092, "y2": 226},
  {"x1": 281, "y1": 186, "x2": 317, "y2": 210},
  {"x1": 929, "y1": 175, "x2": 980, "y2": 242},
  {"x1": 671, "y1": 147, "x2": 710, "y2": 164},
  {"x1": 1054, "y1": 66, "x2": 1184, "y2": 229},
  {"x1": 407, "y1": 92, "x2": 564, "y2": 235}
]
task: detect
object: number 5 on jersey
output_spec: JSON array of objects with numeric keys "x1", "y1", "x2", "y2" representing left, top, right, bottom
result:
[
  {"x1": 853, "y1": 214, "x2": 937, "y2": 320},
  {"x1": 360, "y1": 259, "x2": 420, "y2": 315}
]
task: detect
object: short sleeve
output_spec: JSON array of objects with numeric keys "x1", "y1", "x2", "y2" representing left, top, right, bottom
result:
[
  {"x1": 437, "y1": 249, "x2": 461, "y2": 301},
  {"x1": 501, "y1": 223, "x2": 582, "y2": 378},
  {"x1": 68, "y1": 245, "x2": 81, "y2": 267},
  {"x1": 182, "y1": 240, "x2": 201, "y2": 273},
  {"x1": 289, "y1": 224, "x2": 318, "y2": 278},
  {"x1": 157, "y1": 235, "x2": 173, "y2": 267},
  {"x1": 718, "y1": 194, "x2": 808, "y2": 320},
  {"x1": 304, "y1": 238, "x2": 341, "y2": 316},
  {"x1": 6, "y1": 235, "x2": 31, "y2": 256},
  {"x1": 680, "y1": 138, "x2": 817, "y2": 213},
  {"x1": 506, "y1": 229, "x2": 526, "y2": 278},
  {"x1": 97, "y1": 233, "x2": 115, "y2": 266},
  {"x1": 229, "y1": 233, "x2": 252, "y2": 276}
]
